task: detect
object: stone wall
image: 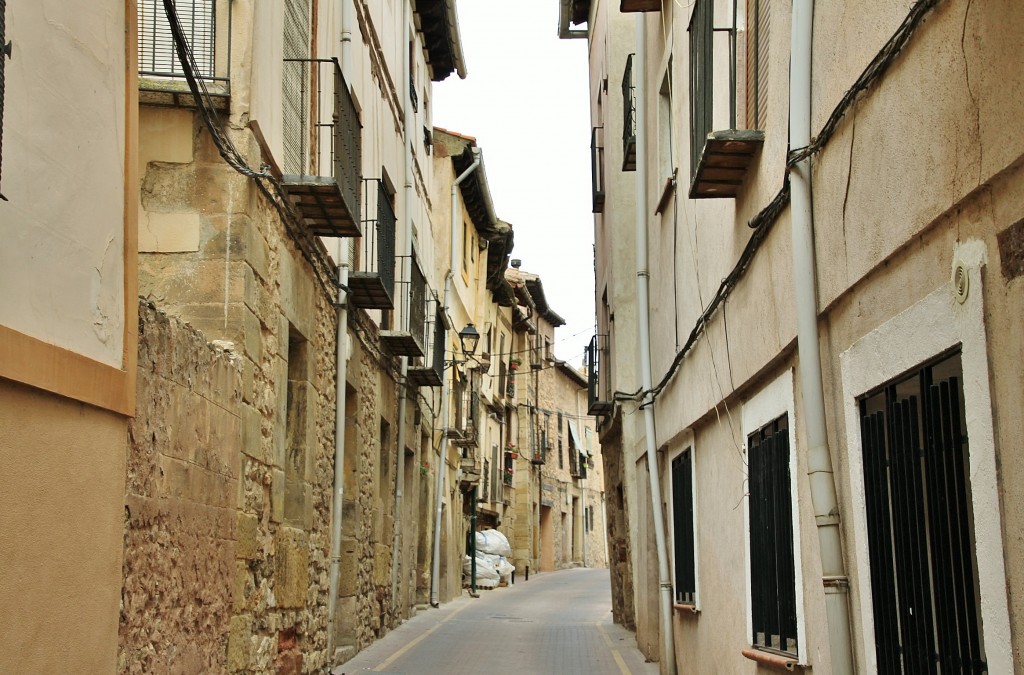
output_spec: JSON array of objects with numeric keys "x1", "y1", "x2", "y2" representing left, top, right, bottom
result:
[{"x1": 120, "y1": 301, "x2": 242, "y2": 674}]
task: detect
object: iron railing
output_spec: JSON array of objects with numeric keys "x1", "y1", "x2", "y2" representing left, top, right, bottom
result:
[
  {"x1": 748, "y1": 414, "x2": 798, "y2": 656},
  {"x1": 358, "y1": 178, "x2": 397, "y2": 295},
  {"x1": 587, "y1": 335, "x2": 612, "y2": 415},
  {"x1": 688, "y1": 0, "x2": 740, "y2": 176},
  {"x1": 591, "y1": 126, "x2": 606, "y2": 212},
  {"x1": 138, "y1": 0, "x2": 231, "y2": 96},
  {"x1": 621, "y1": 54, "x2": 636, "y2": 171},
  {"x1": 688, "y1": 0, "x2": 714, "y2": 177},
  {"x1": 859, "y1": 353, "x2": 986, "y2": 673}
]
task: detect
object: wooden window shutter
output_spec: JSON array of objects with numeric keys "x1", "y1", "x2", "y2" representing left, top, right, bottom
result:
[{"x1": 745, "y1": 0, "x2": 770, "y2": 130}]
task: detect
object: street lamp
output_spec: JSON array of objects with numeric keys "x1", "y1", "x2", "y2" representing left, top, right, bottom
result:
[{"x1": 458, "y1": 323, "x2": 480, "y2": 358}]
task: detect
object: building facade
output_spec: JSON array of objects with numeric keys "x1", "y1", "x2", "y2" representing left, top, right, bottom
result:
[
  {"x1": 567, "y1": 0, "x2": 1023, "y2": 673},
  {"x1": 0, "y1": 2, "x2": 138, "y2": 672}
]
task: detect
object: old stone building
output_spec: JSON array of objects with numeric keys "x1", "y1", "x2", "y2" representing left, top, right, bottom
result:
[
  {"x1": 503, "y1": 268, "x2": 608, "y2": 578},
  {"x1": 566, "y1": 0, "x2": 1024, "y2": 672}
]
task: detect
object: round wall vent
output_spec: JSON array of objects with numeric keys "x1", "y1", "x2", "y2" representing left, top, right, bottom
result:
[{"x1": 953, "y1": 261, "x2": 969, "y2": 304}]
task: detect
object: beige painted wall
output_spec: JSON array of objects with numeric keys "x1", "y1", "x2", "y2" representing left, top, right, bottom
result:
[
  {"x1": 0, "y1": 382, "x2": 127, "y2": 673},
  {"x1": 0, "y1": 0, "x2": 127, "y2": 367}
]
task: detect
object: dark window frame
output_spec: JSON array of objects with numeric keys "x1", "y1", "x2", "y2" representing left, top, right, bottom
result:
[
  {"x1": 672, "y1": 448, "x2": 696, "y2": 605},
  {"x1": 748, "y1": 413, "x2": 798, "y2": 656}
]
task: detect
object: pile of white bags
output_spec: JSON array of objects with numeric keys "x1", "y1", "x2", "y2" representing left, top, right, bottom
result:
[{"x1": 463, "y1": 529, "x2": 516, "y2": 588}]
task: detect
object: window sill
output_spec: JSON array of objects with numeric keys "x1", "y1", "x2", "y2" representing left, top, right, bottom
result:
[
  {"x1": 740, "y1": 648, "x2": 802, "y2": 672},
  {"x1": 655, "y1": 171, "x2": 676, "y2": 215},
  {"x1": 673, "y1": 603, "x2": 699, "y2": 617}
]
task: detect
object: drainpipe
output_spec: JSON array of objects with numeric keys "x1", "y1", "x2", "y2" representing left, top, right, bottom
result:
[
  {"x1": 390, "y1": 0, "x2": 416, "y2": 614},
  {"x1": 576, "y1": 388, "x2": 587, "y2": 568},
  {"x1": 789, "y1": 2, "x2": 854, "y2": 673},
  {"x1": 634, "y1": 16, "x2": 676, "y2": 675},
  {"x1": 430, "y1": 150, "x2": 481, "y2": 607},
  {"x1": 326, "y1": 0, "x2": 354, "y2": 658}
]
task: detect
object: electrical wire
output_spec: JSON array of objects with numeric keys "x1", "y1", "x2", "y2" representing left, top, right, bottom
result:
[{"x1": 160, "y1": 0, "x2": 339, "y2": 303}]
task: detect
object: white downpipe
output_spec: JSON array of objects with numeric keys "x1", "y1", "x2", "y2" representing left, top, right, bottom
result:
[
  {"x1": 634, "y1": 17, "x2": 676, "y2": 675},
  {"x1": 789, "y1": 2, "x2": 854, "y2": 673},
  {"x1": 390, "y1": 0, "x2": 416, "y2": 613},
  {"x1": 430, "y1": 151, "x2": 481, "y2": 607},
  {"x1": 576, "y1": 389, "x2": 587, "y2": 568},
  {"x1": 326, "y1": 1, "x2": 354, "y2": 659}
]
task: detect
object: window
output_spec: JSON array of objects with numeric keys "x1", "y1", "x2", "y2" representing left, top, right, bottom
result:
[
  {"x1": 859, "y1": 352, "x2": 986, "y2": 672},
  {"x1": 745, "y1": 0, "x2": 770, "y2": 129},
  {"x1": 282, "y1": 0, "x2": 311, "y2": 175},
  {"x1": 748, "y1": 414, "x2": 797, "y2": 656},
  {"x1": 658, "y1": 61, "x2": 674, "y2": 181},
  {"x1": 557, "y1": 413, "x2": 564, "y2": 469},
  {"x1": 671, "y1": 448, "x2": 696, "y2": 605}
]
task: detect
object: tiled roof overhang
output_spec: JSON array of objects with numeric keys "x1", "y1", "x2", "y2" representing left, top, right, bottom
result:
[{"x1": 414, "y1": 0, "x2": 467, "y2": 81}]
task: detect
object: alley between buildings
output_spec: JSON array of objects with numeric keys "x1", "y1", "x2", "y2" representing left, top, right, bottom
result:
[{"x1": 334, "y1": 569, "x2": 657, "y2": 675}]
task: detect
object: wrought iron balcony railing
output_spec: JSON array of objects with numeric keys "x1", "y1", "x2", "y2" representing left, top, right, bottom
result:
[
  {"x1": 138, "y1": 0, "x2": 231, "y2": 106},
  {"x1": 621, "y1": 54, "x2": 636, "y2": 172},
  {"x1": 687, "y1": 0, "x2": 764, "y2": 198},
  {"x1": 587, "y1": 334, "x2": 613, "y2": 416},
  {"x1": 380, "y1": 255, "x2": 427, "y2": 357},
  {"x1": 591, "y1": 126, "x2": 606, "y2": 213},
  {"x1": 348, "y1": 178, "x2": 396, "y2": 309},
  {"x1": 408, "y1": 296, "x2": 445, "y2": 388},
  {"x1": 280, "y1": 57, "x2": 361, "y2": 237}
]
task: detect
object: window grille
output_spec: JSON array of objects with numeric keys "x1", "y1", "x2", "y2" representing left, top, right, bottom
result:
[
  {"x1": 672, "y1": 449, "x2": 696, "y2": 604},
  {"x1": 859, "y1": 353, "x2": 986, "y2": 672},
  {"x1": 139, "y1": 0, "x2": 216, "y2": 80},
  {"x1": 748, "y1": 414, "x2": 797, "y2": 655}
]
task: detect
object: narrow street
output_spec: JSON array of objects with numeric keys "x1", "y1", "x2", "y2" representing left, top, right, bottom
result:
[{"x1": 334, "y1": 569, "x2": 657, "y2": 675}]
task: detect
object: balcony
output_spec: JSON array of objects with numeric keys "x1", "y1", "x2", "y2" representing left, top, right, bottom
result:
[
  {"x1": 587, "y1": 335, "x2": 613, "y2": 416},
  {"x1": 380, "y1": 255, "x2": 426, "y2": 357},
  {"x1": 449, "y1": 374, "x2": 479, "y2": 449},
  {"x1": 348, "y1": 179, "x2": 396, "y2": 309},
  {"x1": 280, "y1": 58, "x2": 361, "y2": 238},
  {"x1": 591, "y1": 126, "x2": 606, "y2": 213},
  {"x1": 408, "y1": 297, "x2": 445, "y2": 387},
  {"x1": 621, "y1": 55, "x2": 636, "y2": 171},
  {"x1": 138, "y1": 0, "x2": 231, "y2": 108},
  {"x1": 687, "y1": 0, "x2": 763, "y2": 198},
  {"x1": 620, "y1": 0, "x2": 661, "y2": 11}
]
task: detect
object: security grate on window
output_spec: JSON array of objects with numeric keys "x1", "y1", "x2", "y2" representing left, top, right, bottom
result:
[
  {"x1": 138, "y1": 0, "x2": 216, "y2": 80},
  {"x1": 748, "y1": 414, "x2": 797, "y2": 656},
  {"x1": 859, "y1": 353, "x2": 987, "y2": 673},
  {"x1": 672, "y1": 449, "x2": 696, "y2": 604}
]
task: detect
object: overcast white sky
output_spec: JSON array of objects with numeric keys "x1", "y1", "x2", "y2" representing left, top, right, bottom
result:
[{"x1": 433, "y1": 0, "x2": 594, "y2": 366}]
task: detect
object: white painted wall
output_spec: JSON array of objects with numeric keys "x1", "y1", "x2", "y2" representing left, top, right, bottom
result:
[{"x1": 0, "y1": 0, "x2": 127, "y2": 367}]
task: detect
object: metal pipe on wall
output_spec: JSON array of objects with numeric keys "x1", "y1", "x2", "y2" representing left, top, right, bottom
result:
[
  {"x1": 634, "y1": 15, "x2": 676, "y2": 675},
  {"x1": 326, "y1": 0, "x2": 355, "y2": 658},
  {"x1": 788, "y1": 1, "x2": 854, "y2": 672}
]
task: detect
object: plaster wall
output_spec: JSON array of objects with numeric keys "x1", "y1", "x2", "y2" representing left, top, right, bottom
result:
[
  {"x1": 0, "y1": 0, "x2": 127, "y2": 366},
  {"x1": 0, "y1": 382, "x2": 127, "y2": 674}
]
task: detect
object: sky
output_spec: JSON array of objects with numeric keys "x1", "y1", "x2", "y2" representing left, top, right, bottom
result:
[{"x1": 432, "y1": 0, "x2": 595, "y2": 366}]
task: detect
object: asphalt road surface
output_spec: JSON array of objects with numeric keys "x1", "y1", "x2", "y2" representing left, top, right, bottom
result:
[{"x1": 334, "y1": 568, "x2": 659, "y2": 675}]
